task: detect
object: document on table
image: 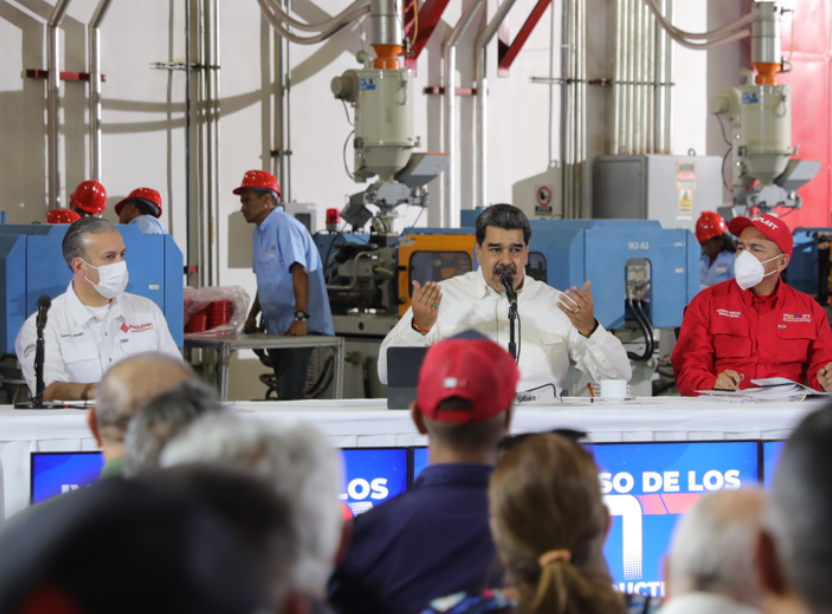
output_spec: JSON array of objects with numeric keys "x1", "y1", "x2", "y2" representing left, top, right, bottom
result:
[{"x1": 696, "y1": 378, "x2": 832, "y2": 403}]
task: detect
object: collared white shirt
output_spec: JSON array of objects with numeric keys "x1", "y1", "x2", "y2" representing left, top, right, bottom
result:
[
  {"x1": 378, "y1": 269, "x2": 632, "y2": 395},
  {"x1": 15, "y1": 283, "x2": 181, "y2": 395},
  {"x1": 128, "y1": 215, "x2": 168, "y2": 235}
]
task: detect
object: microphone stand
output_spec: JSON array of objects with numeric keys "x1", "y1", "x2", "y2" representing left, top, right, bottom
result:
[
  {"x1": 507, "y1": 302, "x2": 517, "y2": 360},
  {"x1": 15, "y1": 319, "x2": 52, "y2": 409}
]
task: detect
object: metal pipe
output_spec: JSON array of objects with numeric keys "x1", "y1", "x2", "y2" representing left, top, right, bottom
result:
[
  {"x1": 666, "y1": 0, "x2": 674, "y2": 152},
  {"x1": 654, "y1": 0, "x2": 666, "y2": 153},
  {"x1": 274, "y1": 1, "x2": 286, "y2": 201},
  {"x1": 561, "y1": 0, "x2": 572, "y2": 216},
  {"x1": 646, "y1": 6, "x2": 655, "y2": 154},
  {"x1": 197, "y1": 0, "x2": 207, "y2": 287},
  {"x1": 475, "y1": 0, "x2": 519, "y2": 210},
  {"x1": 208, "y1": 0, "x2": 220, "y2": 285},
  {"x1": 625, "y1": 0, "x2": 634, "y2": 155},
  {"x1": 285, "y1": 0, "x2": 293, "y2": 201},
  {"x1": 640, "y1": 0, "x2": 648, "y2": 154},
  {"x1": 612, "y1": 0, "x2": 621, "y2": 154},
  {"x1": 47, "y1": 0, "x2": 73, "y2": 210},
  {"x1": 577, "y1": 0, "x2": 586, "y2": 216},
  {"x1": 633, "y1": 0, "x2": 642, "y2": 154},
  {"x1": 443, "y1": 0, "x2": 484, "y2": 228},
  {"x1": 185, "y1": 0, "x2": 193, "y2": 284},
  {"x1": 88, "y1": 0, "x2": 113, "y2": 182}
]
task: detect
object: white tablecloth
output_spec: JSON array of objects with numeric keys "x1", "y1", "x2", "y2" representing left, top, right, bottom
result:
[{"x1": 0, "y1": 396, "x2": 824, "y2": 520}]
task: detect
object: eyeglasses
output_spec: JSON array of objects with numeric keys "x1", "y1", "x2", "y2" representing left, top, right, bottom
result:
[{"x1": 497, "y1": 428, "x2": 588, "y2": 452}]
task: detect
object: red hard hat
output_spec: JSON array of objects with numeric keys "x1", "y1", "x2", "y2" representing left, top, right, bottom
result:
[
  {"x1": 232, "y1": 170, "x2": 282, "y2": 197},
  {"x1": 69, "y1": 180, "x2": 107, "y2": 215},
  {"x1": 695, "y1": 211, "x2": 727, "y2": 243},
  {"x1": 115, "y1": 188, "x2": 163, "y2": 218},
  {"x1": 46, "y1": 208, "x2": 81, "y2": 224}
]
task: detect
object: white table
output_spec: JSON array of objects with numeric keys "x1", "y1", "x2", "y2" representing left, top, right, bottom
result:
[{"x1": 0, "y1": 396, "x2": 823, "y2": 521}]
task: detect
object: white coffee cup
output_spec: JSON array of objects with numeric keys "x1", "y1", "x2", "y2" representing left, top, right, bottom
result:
[{"x1": 600, "y1": 379, "x2": 628, "y2": 400}]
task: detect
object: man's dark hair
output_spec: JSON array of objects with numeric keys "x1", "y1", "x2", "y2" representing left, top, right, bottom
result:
[
  {"x1": 61, "y1": 217, "x2": 118, "y2": 268},
  {"x1": 475, "y1": 204, "x2": 531, "y2": 246},
  {"x1": 251, "y1": 187, "x2": 279, "y2": 207},
  {"x1": 424, "y1": 398, "x2": 508, "y2": 453},
  {"x1": 769, "y1": 405, "x2": 832, "y2": 614},
  {"x1": 131, "y1": 199, "x2": 158, "y2": 217}
]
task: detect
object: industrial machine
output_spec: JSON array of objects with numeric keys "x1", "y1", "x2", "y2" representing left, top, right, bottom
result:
[
  {"x1": 593, "y1": 155, "x2": 724, "y2": 232},
  {"x1": 0, "y1": 224, "x2": 184, "y2": 353},
  {"x1": 330, "y1": 0, "x2": 448, "y2": 236},
  {"x1": 710, "y1": 1, "x2": 820, "y2": 218}
]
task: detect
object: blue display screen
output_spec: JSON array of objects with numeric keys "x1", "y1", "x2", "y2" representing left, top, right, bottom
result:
[
  {"x1": 589, "y1": 441, "x2": 759, "y2": 597},
  {"x1": 31, "y1": 452, "x2": 104, "y2": 504},
  {"x1": 413, "y1": 447, "x2": 429, "y2": 480},
  {"x1": 340, "y1": 448, "x2": 409, "y2": 518},
  {"x1": 762, "y1": 441, "x2": 785, "y2": 489}
]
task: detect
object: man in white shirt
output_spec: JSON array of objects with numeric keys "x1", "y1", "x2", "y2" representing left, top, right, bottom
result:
[
  {"x1": 15, "y1": 218, "x2": 181, "y2": 402},
  {"x1": 378, "y1": 204, "x2": 631, "y2": 395}
]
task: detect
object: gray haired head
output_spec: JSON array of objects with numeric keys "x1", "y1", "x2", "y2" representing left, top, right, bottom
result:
[
  {"x1": 668, "y1": 488, "x2": 766, "y2": 607},
  {"x1": 475, "y1": 204, "x2": 531, "y2": 246},
  {"x1": 61, "y1": 217, "x2": 119, "y2": 269},
  {"x1": 160, "y1": 414, "x2": 343, "y2": 597},
  {"x1": 124, "y1": 379, "x2": 225, "y2": 477},
  {"x1": 94, "y1": 353, "x2": 196, "y2": 447},
  {"x1": 767, "y1": 405, "x2": 832, "y2": 614}
]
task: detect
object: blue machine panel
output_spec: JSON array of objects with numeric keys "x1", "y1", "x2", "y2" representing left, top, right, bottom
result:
[
  {"x1": 0, "y1": 224, "x2": 183, "y2": 353},
  {"x1": 412, "y1": 446, "x2": 429, "y2": 481},
  {"x1": 762, "y1": 440, "x2": 785, "y2": 489},
  {"x1": 411, "y1": 218, "x2": 698, "y2": 330}
]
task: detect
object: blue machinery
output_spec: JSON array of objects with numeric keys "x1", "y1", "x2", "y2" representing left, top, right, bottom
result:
[
  {"x1": 316, "y1": 216, "x2": 699, "y2": 397},
  {"x1": 0, "y1": 224, "x2": 184, "y2": 354},
  {"x1": 317, "y1": 218, "x2": 699, "y2": 331}
]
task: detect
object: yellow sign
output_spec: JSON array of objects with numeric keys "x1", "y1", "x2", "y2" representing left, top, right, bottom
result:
[{"x1": 679, "y1": 189, "x2": 693, "y2": 215}]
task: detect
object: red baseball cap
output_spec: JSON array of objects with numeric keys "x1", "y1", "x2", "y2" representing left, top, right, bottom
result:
[
  {"x1": 417, "y1": 338, "x2": 519, "y2": 423},
  {"x1": 727, "y1": 214, "x2": 793, "y2": 257}
]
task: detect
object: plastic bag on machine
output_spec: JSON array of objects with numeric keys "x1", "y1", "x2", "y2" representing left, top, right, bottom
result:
[{"x1": 183, "y1": 285, "x2": 250, "y2": 334}]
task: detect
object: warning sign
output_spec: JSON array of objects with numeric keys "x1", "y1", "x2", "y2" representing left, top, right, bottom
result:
[
  {"x1": 535, "y1": 185, "x2": 554, "y2": 216},
  {"x1": 676, "y1": 161, "x2": 697, "y2": 190},
  {"x1": 679, "y1": 189, "x2": 693, "y2": 215}
]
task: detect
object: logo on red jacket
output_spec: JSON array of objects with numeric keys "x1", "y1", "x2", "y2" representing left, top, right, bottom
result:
[
  {"x1": 716, "y1": 309, "x2": 741, "y2": 319},
  {"x1": 783, "y1": 313, "x2": 812, "y2": 323}
]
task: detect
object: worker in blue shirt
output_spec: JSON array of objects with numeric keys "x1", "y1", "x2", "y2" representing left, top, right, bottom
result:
[
  {"x1": 697, "y1": 211, "x2": 736, "y2": 289},
  {"x1": 327, "y1": 335, "x2": 519, "y2": 614},
  {"x1": 115, "y1": 188, "x2": 168, "y2": 235},
  {"x1": 236, "y1": 170, "x2": 334, "y2": 400}
]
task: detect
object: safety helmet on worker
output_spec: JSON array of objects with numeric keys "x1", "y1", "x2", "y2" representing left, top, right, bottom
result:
[
  {"x1": 69, "y1": 180, "x2": 107, "y2": 215},
  {"x1": 46, "y1": 209, "x2": 81, "y2": 225},
  {"x1": 232, "y1": 170, "x2": 282, "y2": 198},
  {"x1": 696, "y1": 211, "x2": 727, "y2": 243},
  {"x1": 115, "y1": 188, "x2": 163, "y2": 218}
]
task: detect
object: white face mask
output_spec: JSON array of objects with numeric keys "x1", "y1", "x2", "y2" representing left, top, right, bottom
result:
[
  {"x1": 734, "y1": 250, "x2": 781, "y2": 291},
  {"x1": 81, "y1": 259, "x2": 129, "y2": 299}
]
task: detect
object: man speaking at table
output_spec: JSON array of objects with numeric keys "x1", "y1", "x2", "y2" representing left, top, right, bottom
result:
[
  {"x1": 14, "y1": 218, "x2": 181, "y2": 402},
  {"x1": 672, "y1": 214, "x2": 832, "y2": 395},
  {"x1": 378, "y1": 204, "x2": 631, "y2": 395}
]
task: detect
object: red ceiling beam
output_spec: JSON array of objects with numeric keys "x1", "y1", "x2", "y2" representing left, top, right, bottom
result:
[
  {"x1": 404, "y1": 0, "x2": 452, "y2": 70},
  {"x1": 497, "y1": 0, "x2": 552, "y2": 76}
]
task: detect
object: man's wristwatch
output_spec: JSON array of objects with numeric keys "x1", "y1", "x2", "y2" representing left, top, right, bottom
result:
[{"x1": 294, "y1": 310, "x2": 310, "y2": 321}]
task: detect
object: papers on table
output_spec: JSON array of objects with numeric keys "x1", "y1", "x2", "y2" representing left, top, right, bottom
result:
[{"x1": 696, "y1": 378, "x2": 832, "y2": 403}]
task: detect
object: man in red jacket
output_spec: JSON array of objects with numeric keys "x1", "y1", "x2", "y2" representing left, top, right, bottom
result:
[{"x1": 672, "y1": 214, "x2": 832, "y2": 395}]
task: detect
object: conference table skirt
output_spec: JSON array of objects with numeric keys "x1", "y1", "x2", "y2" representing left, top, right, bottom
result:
[{"x1": 0, "y1": 396, "x2": 824, "y2": 521}]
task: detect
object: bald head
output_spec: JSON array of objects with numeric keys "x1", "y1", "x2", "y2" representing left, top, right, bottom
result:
[
  {"x1": 94, "y1": 353, "x2": 196, "y2": 446},
  {"x1": 668, "y1": 488, "x2": 766, "y2": 607}
]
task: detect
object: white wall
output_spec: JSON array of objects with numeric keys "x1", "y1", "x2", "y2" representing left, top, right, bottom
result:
[{"x1": 0, "y1": 0, "x2": 714, "y2": 398}]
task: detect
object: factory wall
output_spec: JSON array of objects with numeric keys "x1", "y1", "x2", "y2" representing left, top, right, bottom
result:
[{"x1": 1, "y1": 0, "x2": 721, "y2": 399}]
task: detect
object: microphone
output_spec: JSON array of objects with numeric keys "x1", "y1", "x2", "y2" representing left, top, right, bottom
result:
[
  {"x1": 500, "y1": 272, "x2": 518, "y2": 310},
  {"x1": 36, "y1": 295, "x2": 51, "y2": 330}
]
